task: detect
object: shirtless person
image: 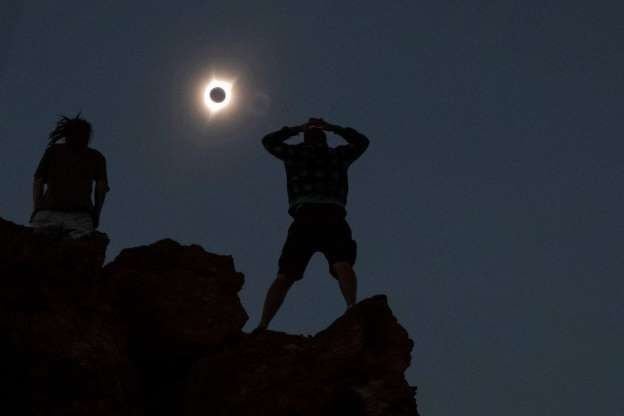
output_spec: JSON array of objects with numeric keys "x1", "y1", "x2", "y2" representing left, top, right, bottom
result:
[{"x1": 31, "y1": 114, "x2": 109, "y2": 239}]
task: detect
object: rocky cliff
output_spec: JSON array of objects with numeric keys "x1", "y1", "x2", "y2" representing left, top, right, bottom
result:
[{"x1": 0, "y1": 217, "x2": 419, "y2": 415}]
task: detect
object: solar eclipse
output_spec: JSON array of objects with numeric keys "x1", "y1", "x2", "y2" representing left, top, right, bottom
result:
[{"x1": 203, "y1": 79, "x2": 233, "y2": 114}]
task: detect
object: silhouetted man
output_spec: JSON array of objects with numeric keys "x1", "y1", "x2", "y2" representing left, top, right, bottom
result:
[
  {"x1": 256, "y1": 118, "x2": 369, "y2": 331},
  {"x1": 30, "y1": 114, "x2": 109, "y2": 239}
]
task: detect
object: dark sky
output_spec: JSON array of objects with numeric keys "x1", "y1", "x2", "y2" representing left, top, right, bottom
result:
[{"x1": 2, "y1": 1, "x2": 623, "y2": 415}]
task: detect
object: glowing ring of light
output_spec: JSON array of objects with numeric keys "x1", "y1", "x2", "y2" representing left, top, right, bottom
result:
[{"x1": 203, "y1": 79, "x2": 233, "y2": 113}]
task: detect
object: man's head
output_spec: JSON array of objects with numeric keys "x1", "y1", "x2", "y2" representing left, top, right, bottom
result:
[
  {"x1": 48, "y1": 114, "x2": 92, "y2": 148},
  {"x1": 303, "y1": 127, "x2": 327, "y2": 146}
]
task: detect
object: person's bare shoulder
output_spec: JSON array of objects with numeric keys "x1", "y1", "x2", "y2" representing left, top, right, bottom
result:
[{"x1": 87, "y1": 147, "x2": 106, "y2": 161}]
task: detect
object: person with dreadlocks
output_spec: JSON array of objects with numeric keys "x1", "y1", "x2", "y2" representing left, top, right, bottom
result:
[
  {"x1": 255, "y1": 117, "x2": 369, "y2": 332},
  {"x1": 30, "y1": 114, "x2": 109, "y2": 239}
]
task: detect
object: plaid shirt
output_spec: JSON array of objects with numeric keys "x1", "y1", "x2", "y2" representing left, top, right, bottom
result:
[{"x1": 263, "y1": 126, "x2": 369, "y2": 215}]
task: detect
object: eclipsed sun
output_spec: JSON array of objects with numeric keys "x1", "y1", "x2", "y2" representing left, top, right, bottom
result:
[{"x1": 203, "y1": 79, "x2": 233, "y2": 113}]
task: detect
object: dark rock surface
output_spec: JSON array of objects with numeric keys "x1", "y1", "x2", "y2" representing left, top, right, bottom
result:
[
  {"x1": 0, "y1": 217, "x2": 419, "y2": 415},
  {"x1": 185, "y1": 296, "x2": 417, "y2": 416},
  {"x1": 103, "y1": 238, "x2": 249, "y2": 414},
  {"x1": 104, "y1": 238, "x2": 248, "y2": 358},
  {"x1": 0, "y1": 217, "x2": 139, "y2": 416}
]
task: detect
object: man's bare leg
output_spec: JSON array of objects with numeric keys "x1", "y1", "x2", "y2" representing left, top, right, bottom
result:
[
  {"x1": 332, "y1": 262, "x2": 357, "y2": 308},
  {"x1": 256, "y1": 274, "x2": 295, "y2": 331}
]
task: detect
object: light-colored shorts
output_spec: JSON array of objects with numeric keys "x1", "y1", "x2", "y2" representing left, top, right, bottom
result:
[{"x1": 30, "y1": 210, "x2": 94, "y2": 239}]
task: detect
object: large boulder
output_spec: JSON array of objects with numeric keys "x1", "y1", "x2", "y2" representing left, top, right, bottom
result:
[
  {"x1": 102, "y1": 239, "x2": 249, "y2": 415},
  {"x1": 0, "y1": 218, "x2": 140, "y2": 416},
  {"x1": 103, "y1": 239, "x2": 248, "y2": 360},
  {"x1": 184, "y1": 295, "x2": 418, "y2": 416},
  {"x1": 0, "y1": 217, "x2": 108, "y2": 309}
]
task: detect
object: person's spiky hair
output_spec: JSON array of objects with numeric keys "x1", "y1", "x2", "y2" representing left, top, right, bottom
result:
[{"x1": 48, "y1": 113, "x2": 92, "y2": 148}]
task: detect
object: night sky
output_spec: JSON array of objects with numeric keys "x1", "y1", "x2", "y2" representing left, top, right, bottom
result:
[{"x1": 2, "y1": 1, "x2": 623, "y2": 415}]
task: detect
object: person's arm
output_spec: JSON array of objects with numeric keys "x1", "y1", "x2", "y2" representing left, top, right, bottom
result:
[
  {"x1": 262, "y1": 124, "x2": 305, "y2": 160},
  {"x1": 31, "y1": 148, "x2": 52, "y2": 220},
  {"x1": 327, "y1": 123, "x2": 370, "y2": 162},
  {"x1": 92, "y1": 154, "x2": 110, "y2": 229},
  {"x1": 93, "y1": 181, "x2": 108, "y2": 228},
  {"x1": 32, "y1": 179, "x2": 44, "y2": 213}
]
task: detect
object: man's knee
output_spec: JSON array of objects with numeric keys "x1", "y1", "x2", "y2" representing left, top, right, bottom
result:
[
  {"x1": 331, "y1": 261, "x2": 355, "y2": 278},
  {"x1": 276, "y1": 261, "x2": 306, "y2": 284},
  {"x1": 275, "y1": 273, "x2": 297, "y2": 287}
]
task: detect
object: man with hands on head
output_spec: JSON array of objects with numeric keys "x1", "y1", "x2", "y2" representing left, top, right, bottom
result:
[{"x1": 256, "y1": 117, "x2": 369, "y2": 331}]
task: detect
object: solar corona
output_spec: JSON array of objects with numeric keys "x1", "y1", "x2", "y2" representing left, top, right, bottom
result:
[{"x1": 203, "y1": 79, "x2": 233, "y2": 114}]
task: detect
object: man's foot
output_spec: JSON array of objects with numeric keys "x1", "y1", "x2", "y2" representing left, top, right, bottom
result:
[{"x1": 251, "y1": 323, "x2": 268, "y2": 335}]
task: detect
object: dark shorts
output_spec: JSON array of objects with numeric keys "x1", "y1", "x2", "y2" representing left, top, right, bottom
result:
[{"x1": 278, "y1": 204, "x2": 357, "y2": 281}]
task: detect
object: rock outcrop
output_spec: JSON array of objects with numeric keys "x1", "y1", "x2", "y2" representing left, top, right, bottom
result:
[
  {"x1": 0, "y1": 217, "x2": 418, "y2": 415},
  {"x1": 0, "y1": 217, "x2": 139, "y2": 416},
  {"x1": 185, "y1": 296, "x2": 416, "y2": 416}
]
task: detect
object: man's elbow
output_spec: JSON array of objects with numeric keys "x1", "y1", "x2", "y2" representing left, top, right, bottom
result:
[
  {"x1": 357, "y1": 133, "x2": 370, "y2": 152},
  {"x1": 362, "y1": 134, "x2": 370, "y2": 147},
  {"x1": 263, "y1": 136, "x2": 284, "y2": 156},
  {"x1": 344, "y1": 128, "x2": 369, "y2": 148},
  {"x1": 262, "y1": 135, "x2": 272, "y2": 149}
]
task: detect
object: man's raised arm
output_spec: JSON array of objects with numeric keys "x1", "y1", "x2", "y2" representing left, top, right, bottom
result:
[
  {"x1": 262, "y1": 125, "x2": 304, "y2": 160},
  {"x1": 329, "y1": 124, "x2": 370, "y2": 162}
]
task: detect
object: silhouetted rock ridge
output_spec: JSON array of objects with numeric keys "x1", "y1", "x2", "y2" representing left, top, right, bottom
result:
[{"x1": 0, "y1": 217, "x2": 418, "y2": 415}]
